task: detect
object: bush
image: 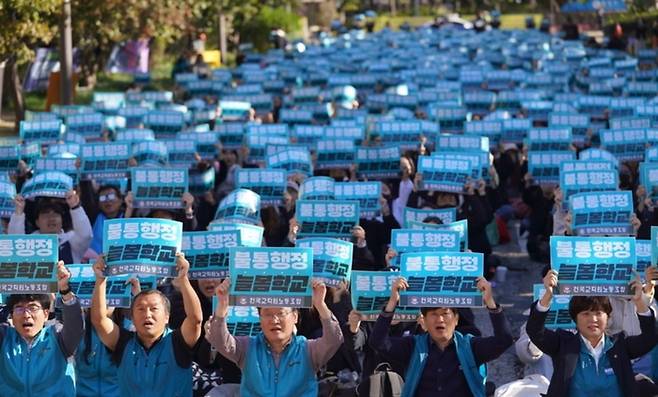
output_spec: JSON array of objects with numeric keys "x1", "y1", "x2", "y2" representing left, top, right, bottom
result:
[{"x1": 237, "y1": 6, "x2": 301, "y2": 52}]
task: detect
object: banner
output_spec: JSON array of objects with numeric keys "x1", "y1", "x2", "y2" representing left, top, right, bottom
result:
[
  {"x1": 265, "y1": 148, "x2": 313, "y2": 176},
  {"x1": 528, "y1": 151, "x2": 575, "y2": 184},
  {"x1": 569, "y1": 191, "x2": 633, "y2": 236},
  {"x1": 177, "y1": 131, "x2": 219, "y2": 160},
  {"x1": 316, "y1": 140, "x2": 355, "y2": 170},
  {"x1": 0, "y1": 182, "x2": 16, "y2": 218},
  {"x1": 355, "y1": 146, "x2": 401, "y2": 179},
  {"x1": 296, "y1": 200, "x2": 360, "y2": 238},
  {"x1": 229, "y1": 247, "x2": 313, "y2": 307},
  {"x1": 350, "y1": 270, "x2": 419, "y2": 321},
  {"x1": 103, "y1": 218, "x2": 183, "y2": 277},
  {"x1": 418, "y1": 156, "x2": 474, "y2": 194},
  {"x1": 532, "y1": 284, "x2": 574, "y2": 329},
  {"x1": 334, "y1": 182, "x2": 381, "y2": 218},
  {"x1": 407, "y1": 219, "x2": 468, "y2": 251},
  {"x1": 296, "y1": 238, "x2": 353, "y2": 287},
  {"x1": 208, "y1": 222, "x2": 263, "y2": 247},
  {"x1": 550, "y1": 236, "x2": 635, "y2": 296},
  {"x1": 19, "y1": 120, "x2": 63, "y2": 143},
  {"x1": 67, "y1": 264, "x2": 132, "y2": 307},
  {"x1": 403, "y1": 207, "x2": 457, "y2": 227},
  {"x1": 131, "y1": 168, "x2": 188, "y2": 209},
  {"x1": 236, "y1": 169, "x2": 287, "y2": 206},
  {"x1": 300, "y1": 177, "x2": 335, "y2": 200},
  {"x1": 21, "y1": 172, "x2": 73, "y2": 199},
  {"x1": 399, "y1": 251, "x2": 484, "y2": 307},
  {"x1": 214, "y1": 189, "x2": 261, "y2": 225},
  {"x1": 0, "y1": 235, "x2": 58, "y2": 293},
  {"x1": 81, "y1": 142, "x2": 131, "y2": 180},
  {"x1": 181, "y1": 230, "x2": 240, "y2": 279}
]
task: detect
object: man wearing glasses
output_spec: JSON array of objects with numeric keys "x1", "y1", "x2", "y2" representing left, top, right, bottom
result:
[
  {"x1": 85, "y1": 185, "x2": 133, "y2": 262},
  {"x1": 206, "y1": 278, "x2": 344, "y2": 397},
  {"x1": 0, "y1": 261, "x2": 84, "y2": 395}
]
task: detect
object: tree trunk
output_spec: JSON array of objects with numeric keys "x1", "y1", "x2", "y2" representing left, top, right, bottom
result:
[{"x1": 7, "y1": 57, "x2": 24, "y2": 133}]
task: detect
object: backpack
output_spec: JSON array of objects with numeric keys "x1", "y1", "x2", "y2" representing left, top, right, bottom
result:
[{"x1": 369, "y1": 363, "x2": 404, "y2": 397}]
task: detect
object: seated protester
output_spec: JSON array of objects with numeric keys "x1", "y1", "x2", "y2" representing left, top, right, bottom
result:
[
  {"x1": 515, "y1": 323, "x2": 554, "y2": 380},
  {"x1": 206, "y1": 278, "x2": 344, "y2": 397},
  {"x1": 90, "y1": 254, "x2": 203, "y2": 397},
  {"x1": 75, "y1": 278, "x2": 140, "y2": 397},
  {"x1": 84, "y1": 186, "x2": 134, "y2": 262},
  {"x1": 0, "y1": 262, "x2": 84, "y2": 396},
  {"x1": 9, "y1": 190, "x2": 93, "y2": 264},
  {"x1": 370, "y1": 276, "x2": 513, "y2": 397},
  {"x1": 527, "y1": 270, "x2": 657, "y2": 397}
]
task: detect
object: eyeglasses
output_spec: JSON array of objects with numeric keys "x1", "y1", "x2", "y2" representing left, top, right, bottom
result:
[
  {"x1": 99, "y1": 193, "x2": 118, "y2": 202},
  {"x1": 261, "y1": 310, "x2": 293, "y2": 321},
  {"x1": 426, "y1": 311, "x2": 454, "y2": 319},
  {"x1": 13, "y1": 305, "x2": 43, "y2": 316}
]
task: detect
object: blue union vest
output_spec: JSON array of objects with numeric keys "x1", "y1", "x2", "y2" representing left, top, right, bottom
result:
[{"x1": 75, "y1": 327, "x2": 120, "y2": 397}]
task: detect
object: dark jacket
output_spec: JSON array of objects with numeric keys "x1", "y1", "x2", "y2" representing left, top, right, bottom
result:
[{"x1": 526, "y1": 300, "x2": 657, "y2": 397}]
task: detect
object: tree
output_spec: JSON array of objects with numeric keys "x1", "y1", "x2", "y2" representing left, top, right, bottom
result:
[{"x1": 0, "y1": 0, "x2": 59, "y2": 128}]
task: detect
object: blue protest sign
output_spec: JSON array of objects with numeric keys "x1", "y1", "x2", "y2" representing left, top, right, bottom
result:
[
  {"x1": 569, "y1": 191, "x2": 633, "y2": 236},
  {"x1": 131, "y1": 168, "x2": 188, "y2": 209},
  {"x1": 418, "y1": 156, "x2": 474, "y2": 194},
  {"x1": 403, "y1": 207, "x2": 457, "y2": 227},
  {"x1": 125, "y1": 91, "x2": 173, "y2": 105},
  {"x1": 0, "y1": 235, "x2": 59, "y2": 293},
  {"x1": 636, "y1": 240, "x2": 651, "y2": 274},
  {"x1": 177, "y1": 131, "x2": 219, "y2": 160},
  {"x1": 65, "y1": 112, "x2": 104, "y2": 138},
  {"x1": 609, "y1": 117, "x2": 652, "y2": 131},
  {"x1": 579, "y1": 149, "x2": 618, "y2": 168},
  {"x1": 300, "y1": 177, "x2": 335, "y2": 200},
  {"x1": 265, "y1": 148, "x2": 312, "y2": 176},
  {"x1": 164, "y1": 140, "x2": 197, "y2": 166},
  {"x1": 144, "y1": 110, "x2": 185, "y2": 139},
  {"x1": 464, "y1": 120, "x2": 502, "y2": 147},
  {"x1": 207, "y1": 222, "x2": 263, "y2": 247},
  {"x1": 103, "y1": 218, "x2": 183, "y2": 277},
  {"x1": 21, "y1": 172, "x2": 73, "y2": 199},
  {"x1": 246, "y1": 124, "x2": 289, "y2": 137},
  {"x1": 350, "y1": 270, "x2": 419, "y2": 321},
  {"x1": 391, "y1": 229, "x2": 461, "y2": 267},
  {"x1": 315, "y1": 140, "x2": 355, "y2": 170},
  {"x1": 81, "y1": 142, "x2": 131, "y2": 180},
  {"x1": 67, "y1": 264, "x2": 132, "y2": 307},
  {"x1": 600, "y1": 128, "x2": 657, "y2": 162},
  {"x1": 245, "y1": 135, "x2": 289, "y2": 164},
  {"x1": 436, "y1": 134, "x2": 489, "y2": 152},
  {"x1": 372, "y1": 120, "x2": 422, "y2": 149},
  {"x1": 399, "y1": 251, "x2": 484, "y2": 307},
  {"x1": 355, "y1": 146, "x2": 401, "y2": 179},
  {"x1": 550, "y1": 236, "x2": 635, "y2": 296},
  {"x1": 215, "y1": 123, "x2": 245, "y2": 149},
  {"x1": 34, "y1": 157, "x2": 79, "y2": 182},
  {"x1": 324, "y1": 126, "x2": 365, "y2": 143},
  {"x1": 19, "y1": 120, "x2": 63, "y2": 143},
  {"x1": 559, "y1": 168, "x2": 618, "y2": 203},
  {"x1": 214, "y1": 189, "x2": 261, "y2": 225},
  {"x1": 407, "y1": 219, "x2": 469, "y2": 251},
  {"x1": 334, "y1": 182, "x2": 381, "y2": 218},
  {"x1": 236, "y1": 169, "x2": 287, "y2": 206},
  {"x1": 115, "y1": 129, "x2": 155, "y2": 144},
  {"x1": 296, "y1": 238, "x2": 353, "y2": 287},
  {"x1": 640, "y1": 163, "x2": 658, "y2": 202},
  {"x1": 502, "y1": 118, "x2": 531, "y2": 143},
  {"x1": 651, "y1": 227, "x2": 658, "y2": 267},
  {"x1": 279, "y1": 109, "x2": 313, "y2": 125},
  {"x1": 224, "y1": 306, "x2": 262, "y2": 336},
  {"x1": 117, "y1": 107, "x2": 149, "y2": 128},
  {"x1": 0, "y1": 146, "x2": 20, "y2": 172},
  {"x1": 527, "y1": 128, "x2": 572, "y2": 152},
  {"x1": 528, "y1": 151, "x2": 575, "y2": 184},
  {"x1": 532, "y1": 284, "x2": 574, "y2": 329},
  {"x1": 293, "y1": 125, "x2": 325, "y2": 145},
  {"x1": 229, "y1": 247, "x2": 313, "y2": 308},
  {"x1": 0, "y1": 182, "x2": 15, "y2": 218},
  {"x1": 218, "y1": 101, "x2": 251, "y2": 122},
  {"x1": 182, "y1": 230, "x2": 240, "y2": 279},
  {"x1": 132, "y1": 141, "x2": 169, "y2": 166},
  {"x1": 296, "y1": 200, "x2": 360, "y2": 238}
]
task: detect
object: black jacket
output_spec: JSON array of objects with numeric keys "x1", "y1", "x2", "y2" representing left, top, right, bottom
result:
[{"x1": 526, "y1": 300, "x2": 657, "y2": 397}]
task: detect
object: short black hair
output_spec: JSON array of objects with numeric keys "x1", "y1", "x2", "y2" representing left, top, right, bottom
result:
[
  {"x1": 420, "y1": 307, "x2": 458, "y2": 316},
  {"x1": 6, "y1": 294, "x2": 52, "y2": 311},
  {"x1": 131, "y1": 290, "x2": 171, "y2": 315},
  {"x1": 35, "y1": 200, "x2": 66, "y2": 218},
  {"x1": 422, "y1": 216, "x2": 443, "y2": 225},
  {"x1": 98, "y1": 185, "x2": 122, "y2": 199},
  {"x1": 568, "y1": 296, "x2": 612, "y2": 321}
]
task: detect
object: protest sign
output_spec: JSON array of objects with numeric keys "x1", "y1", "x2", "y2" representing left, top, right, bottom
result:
[
  {"x1": 559, "y1": 168, "x2": 619, "y2": 202},
  {"x1": 355, "y1": 146, "x2": 401, "y2": 179},
  {"x1": 215, "y1": 123, "x2": 245, "y2": 149},
  {"x1": 181, "y1": 230, "x2": 240, "y2": 279},
  {"x1": 224, "y1": 306, "x2": 261, "y2": 336},
  {"x1": 81, "y1": 141, "x2": 132, "y2": 180},
  {"x1": 0, "y1": 182, "x2": 16, "y2": 218},
  {"x1": 403, "y1": 207, "x2": 457, "y2": 227},
  {"x1": 296, "y1": 200, "x2": 360, "y2": 238},
  {"x1": 245, "y1": 135, "x2": 289, "y2": 165},
  {"x1": 464, "y1": 120, "x2": 502, "y2": 147},
  {"x1": 418, "y1": 156, "x2": 474, "y2": 194},
  {"x1": 527, "y1": 128, "x2": 572, "y2": 152},
  {"x1": 132, "y1": 141, "x2": 169, "y2": 166},
  {"x1": 549, "y1": 113, "x2": 590, "y2": 145},
  {"x1": 48, "y1": 143, "x2": 81, "y2": 158},
  {"x1": 266, "y1": 148, "x2": 312, "y2": 176},
  {"x1": 532, "y1": 284, "x2": 574, "y2": 329},
  {"x1": 188, "y1": 167, "x2": 215, "y2": 196},
  {"x1": 569, "y1": 191, "x2": 633, "y2": 236},
  {"x1": 296, "y1": 238, "x2": 353, "y2": 287},
  {"x1": 214, "y1": 189, "x2": 261, "y2": 225},
  {"x1": 528, "y1": 151, "x2": 575, "y2": 184},
  {"x1": 0, "y1": 235, "x2": 59, "y2": 293},
  {"x1": 600, "y1": 128, "x2": 658, "y2": 162},
  {"x1": 67, "y1": 264, "x2": 133, "y2": 307},
  {"x1": 236, "y1": 169, "x2": 287, "y2": 206},
  {"x1": 208, "y1": 222, "x2": 263, "y2": 247},
  {"x1": 640, "y1": 162, "x2": 658, "y2": 202},
  {"x1": 636, "y1": 239, "x2": 651, "y2": 274},
  {"x1": 103, "y1": 218, "x2": 182, "y2": 277},
  {"x1": 131, "y1": 168, "x2": 188, "y2": 209},
  {"x1": 435, "y1": 134, "x2": 489, "y2": 153},
  {"x1": 550, "y1": 236, "x2": 635, "y2": 296},
  {"x1": 315, "y1": 140, "x2": 355, "y2": 170},
  {"x1": 399, "y1": 251, "x2": 484, "y2": 307},
  {"x1": 350, "y1": 270, "x2": 419, "y2": 321},
  {"x1": 34, "y1": 157, "x2": 79, "y2": 182},
  {"x1": 0, "y1": 146, "x2": 20, "y2": 172},
  {"x1": 229, "y1": 247, "x2": 313, "y2": 307},
  {"x1": 21, "y1": 172, "x2": 73, "y2": 199},
  {"x1": 300, "y1": 177, "x2": 335, "y2": 200},
  {"x1": 65, "y1": 112, "x2": 104, "y2": 138},
  {"x1": 19, "y1": 120, "x2": 63, "y2": 143},
  {"x1": 144, "y1": 110, "x2": 185, "y2": 139},
  {"x1": 334, "y1": 182, "x2": 381, "y2": 218},
  {"x1": 407, "y1": 219, "x2": 469, "y2": 251},
  {"x1": 502, "y1": 118, "x2": 531, "y2": 143},
  {"x1": 372, "y1": 120, "x2": 422, "y2": 149}
]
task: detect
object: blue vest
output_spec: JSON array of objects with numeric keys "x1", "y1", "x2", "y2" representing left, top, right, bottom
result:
[
  {"x1": 401, "y1": 332, "x2": 486, "y2": 397},
  {"x1": 75, "y1": 328, "x2": 120, "y2": 397},
  {"x1": 568, "y1": 336, "x2": 623, "y2": 397},
  {"x1": 116, "y1": 328, "x2": 192, "y2": 397},
  {"x1": 241, "y1": 333, "x2": 317, "y2": 397},
  {"x1": 0, "y1": 325, "x2": 75, "y2": 396}
]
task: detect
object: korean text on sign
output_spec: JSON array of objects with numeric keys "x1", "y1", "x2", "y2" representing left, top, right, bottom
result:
[
  {"x1": 350, "y1": 271, "x2": 419, "y2": 321},
  {"x1": 296, "y1": 238, "x2": 353, "y2": 287},
  {"x1": 0, "y1": 235, "x2": 58, "y2": 293},
  {"x1": 182, "y1": 230, "x2": 240, "y2": 279}
]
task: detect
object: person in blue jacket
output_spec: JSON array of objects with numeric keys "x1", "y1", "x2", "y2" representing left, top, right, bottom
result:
[
  {"x1": 370, "y1": 276, "x2": 513, "y2": 397},
  {"x1": 0, "y1": 261, "x2": 84, "y2": 396},
  {"x1": 527, "y1": 269, "x2": 657, "y2": 397},
  {"x1": 90, "y1": 253, "x2": 203, "y2": 397}
]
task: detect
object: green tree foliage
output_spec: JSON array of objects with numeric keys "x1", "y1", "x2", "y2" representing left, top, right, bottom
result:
[
  {"x1": 236, "y1": 6, "x2": 301, "y2": 51},
  {"x1": 0, "y1": 0, "x2": 59, "y2": 63}
]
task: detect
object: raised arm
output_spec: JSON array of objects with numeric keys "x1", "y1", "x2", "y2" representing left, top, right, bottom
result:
[
  {"x1": 8, "y1": 194, "x2": 26, "y2": 234},
  {"x1": 470, "y1": 277, "x2": 514, "y2": 365},
  {"x1": 90, "y1": 256, "x2": 120, "y2": 351},
  {"x1": 525, "y1": 269, "x2": 562, "y2": 357},
  {"x1": 306, "y1": 280, "x2": 344, "y2": 371},
  {"x1": 66, "y1": 189, "x2": 93, "y2": 260},
  {"x1": 176, "y1": 252, "x2": 203, "y2": 348},
  {"x1": 625, "y1": 273, "x2": 657, "y2": 359},
  {"x1": 54, "y1": 261, "x2": 85, "y2": 357},
  {"x1": 205, "y1": 278, "x2": 249, "y2": 368}
]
